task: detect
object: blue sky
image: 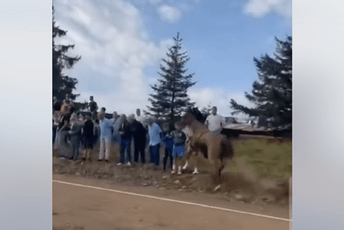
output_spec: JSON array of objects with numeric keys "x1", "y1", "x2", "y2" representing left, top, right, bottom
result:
[{"x1": 54, "y1": 0, "x2": 291, "y2": 119}]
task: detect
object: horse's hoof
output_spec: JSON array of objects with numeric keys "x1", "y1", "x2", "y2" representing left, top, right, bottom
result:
[
  {"x1": 213, "y1": 185, "x2": 221, "y2": 192},
  {"x1": 192, "y1": 171, "x2": 199, "y2": 175}
]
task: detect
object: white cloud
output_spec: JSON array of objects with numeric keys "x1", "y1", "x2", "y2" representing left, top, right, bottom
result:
[
  {"x1": 243, "y1": 0, "x2": 292, "y2": 19},
  {"x1": 54, "y1": 0, "x2": 174, "y2": 114},
  {"x1": 157, "y1": 5, "x2": 182, "y2": 23},
  {"x1": 188, "y1": 87, "x2": 254, "y2": 119}
]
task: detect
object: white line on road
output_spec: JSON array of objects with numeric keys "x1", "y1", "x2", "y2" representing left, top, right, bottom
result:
[{"x1": 53, "y1": 179, "x2": 291, "y2": 222}]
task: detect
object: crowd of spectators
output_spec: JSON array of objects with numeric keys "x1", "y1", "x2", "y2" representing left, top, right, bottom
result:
[{"x1": 53, "y1": 96, "x2": 226, "y2": 174}]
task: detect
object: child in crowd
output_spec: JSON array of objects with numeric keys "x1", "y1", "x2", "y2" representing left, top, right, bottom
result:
[
  {"x1": 69, "y1": 114, "x2": 82, "y2": 161},
  {"x1": 171, "y1": 121, "x2": 187, "y2": 175},
  {"x1": 82, "y1": 113, "x2": 94, "y2": 161},
  {"x1": 160, "y1": 122, "x2": 174, "y2": 171}
]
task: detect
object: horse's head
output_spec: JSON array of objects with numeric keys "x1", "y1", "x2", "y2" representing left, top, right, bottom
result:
[{"x1": 179, "y1": 113, "x2": 196, "y2": 129}]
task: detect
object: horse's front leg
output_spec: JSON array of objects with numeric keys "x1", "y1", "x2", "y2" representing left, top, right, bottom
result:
[
  {"x1": 183, "y1": 148, "x2": 193, "y2": 170},
  {"x1": 182, "y1": 160, "x2": 189, "y2": 170},
  {"x1": 192, "y1": 167, "x2": 199, "y2": 175},
  {"x1": 208, "y1": 149, "x2": 223, "y2": 191}
]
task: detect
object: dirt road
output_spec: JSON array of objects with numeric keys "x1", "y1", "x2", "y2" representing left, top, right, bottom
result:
[{"x1": 53, "y1": 175, "x2": 291, "y2": 230}]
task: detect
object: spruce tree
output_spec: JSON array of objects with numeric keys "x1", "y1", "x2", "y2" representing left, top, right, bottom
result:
[
  {"x1": 145, "y1": 33, "x2": 196, "y2": 123},
  {"x1": 201, "y1": 103, "x2": 212, "y2": 118},
  {"x1": 230, "y1": 36, "x2": 292, "y2": 128},
  {"x1": 53, "y1": 6, "x2": 81, "y2": 102}
]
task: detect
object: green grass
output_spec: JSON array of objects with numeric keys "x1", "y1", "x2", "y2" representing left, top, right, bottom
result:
[{"x1": 230, "y1": 138, "x2": 292, "y2": 180}]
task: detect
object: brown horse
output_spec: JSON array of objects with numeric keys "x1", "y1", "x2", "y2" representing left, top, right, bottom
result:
[{"x1": 180, "y1": 113, "x2": 235, "y2": 190}]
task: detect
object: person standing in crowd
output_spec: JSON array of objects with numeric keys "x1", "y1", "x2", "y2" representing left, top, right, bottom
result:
[
  {"x1": 52, "y1": 111, "x2": 60, "y2": 148},
  {"x1": 88, "y1": 96, "x2": 98, "y2": 120},
  {"x1": 78, "y1": 113, "x2": 85, "y2": 152},
  {"x1": 56, "y1": 105, "x2": 71, "y2": 158},
  {"x1": 60, "y1": 99, "x2": 69, "y2": 113},
  {"x1": 53, "y1": 96, "x2": 62, "y2": 113},
  {"x1": 93, "y1": 119, "x2": 99, "y2": 147},
  {"x1": 160, "y1": 122, "x2": 174, "y2": 171},
  {"x1": 98, "y1": 111, "x2": 112, "y2": 162},
  {"x1": 111, "y1": 111, "x2": 121, "y2": 144},
  {"x1": 118, "y1": 114, "x2": 132, "y2": 166},
  {"x1": 101, "y1": 107, "x2": 106, "y2": 113},
  {"x1": 147, "y1": 117, "x2": 162, "y2": 166},
  {"x1": 204, "y1": 106, "x2": 226, "y2": 135},
  {"x1": 68, "y1": 114, "x2": 82, "y2": 161},
  {"x1": 69, "y1": 101, "x2": 76, "y2": 116},
  {"x1": 128, "y1": 114, "x2": 147, "y2": 165},
  {"x1": 82, "y1": 113, "x2": 94, "y2": 162},
  {"x1": 171, "y1": 121, "x2": 187, "y2": 175},
  {"x1": 135, "y1": 109, "x2": 145, "y2": 125}
]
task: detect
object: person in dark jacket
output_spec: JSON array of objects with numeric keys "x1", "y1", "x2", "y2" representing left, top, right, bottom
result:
[
  {"x1": 82, "y1": 113, "x2": 94, "y2": 161},
  {"x1": 128, "y1": 114, "x2": 147, "y2": 164},
  {"x1": 160, "y1": 122, "x2": 174, "y2": 171},
  {"x1": 118, "y1": 115, "x2": 132, "y2": 166}
]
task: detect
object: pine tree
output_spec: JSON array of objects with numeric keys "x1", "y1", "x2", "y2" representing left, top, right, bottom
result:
[
  {"x1": 200, "y1": 103, "x2": 212, "y2": 118},
  {"x1": 145, "y1": 33, "x2": 196, "y2": 123},
  {"x1": 230, "y1": 36, "x2": 292, "y2": 128},
  {"x1": 53, "y1": 6, "x2": 81, "y2": 102}
]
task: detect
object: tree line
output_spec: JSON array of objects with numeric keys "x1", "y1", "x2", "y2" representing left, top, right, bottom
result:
[{"x1": 52, "y1": 7, "x2": 292, "y2": 130}]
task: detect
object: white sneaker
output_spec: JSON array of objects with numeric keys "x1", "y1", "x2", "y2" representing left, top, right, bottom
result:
[
  {"x1": 127, "y1": 162, "x2": 131, "y2": 166},
  {"x1": 117, "y1": 163, "x2": 122, "y2": 166}
]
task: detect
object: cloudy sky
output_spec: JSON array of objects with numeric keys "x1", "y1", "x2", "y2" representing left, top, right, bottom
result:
[{"x1": 53, "y1": 0, "x2": 292, "y2": 119}]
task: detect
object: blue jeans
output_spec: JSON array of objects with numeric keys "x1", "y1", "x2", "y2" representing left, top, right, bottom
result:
[
  {"x1": 150, "y1": 144, "x2": 160, "y2": 166},
  {"x1": 120, "y1": 138, "x2": 131, "y2": 163}
]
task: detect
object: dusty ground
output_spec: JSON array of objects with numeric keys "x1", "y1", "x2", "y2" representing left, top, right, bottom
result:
[
  {"x1": 53, "y1": 174, "x2": 290, "y2": 230},
  {"x1": 53, "y1": 138, "x2": 291, "y2": 229}
]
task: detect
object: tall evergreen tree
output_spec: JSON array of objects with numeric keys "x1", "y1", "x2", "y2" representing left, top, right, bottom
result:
[
  {"x1": 53, "y1": 6, "x2": 81, "y2": 102},
  {"x1": 145, "y1": 33, "x2": 196, "y2": 123},
  {"x1": 230, "y1": 36, "x2": 292, "y2": 128},
  {"x1": 200, "y1": 103, "x2": 212, "y2": 118}
]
